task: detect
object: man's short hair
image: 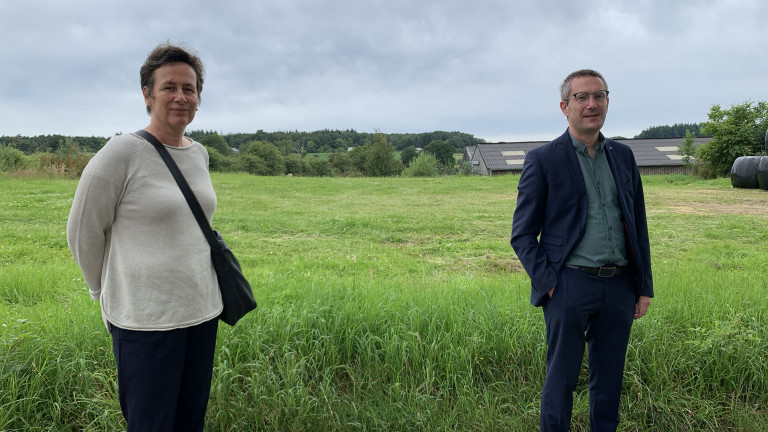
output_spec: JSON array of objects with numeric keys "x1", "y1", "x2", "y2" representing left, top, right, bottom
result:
[{"x1": 560, "y1": 69, "x2": 608, "y2": 101}]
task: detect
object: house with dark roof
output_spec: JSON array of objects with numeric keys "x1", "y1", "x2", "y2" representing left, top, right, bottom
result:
[{"x1": 468, "y1": 137, "x2": 710, "y2": 176}]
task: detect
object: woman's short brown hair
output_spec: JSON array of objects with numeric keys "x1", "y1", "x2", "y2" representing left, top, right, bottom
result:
[{"x1": 140, "y1": 43, "x2": 205, "y2": 114}]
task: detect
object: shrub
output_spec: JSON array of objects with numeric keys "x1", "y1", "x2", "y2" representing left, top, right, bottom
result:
[
  {"x1": 403, "y1": 152, "x2": 439, "y2": 177},
  {"x1": 205, "y1": 147, "x2": 232, "y2": 172},
  {"x1": 36, "y1": 138, "x2": 91, "y2": 177},
  {"x1": 329, "y1": 152, "x2": 358, "y2": 176},
  {"x1": 285, "y1": 154, "x2": 309, "y2": 176},
  {"x1": 237, "y1": 154, "x2": 269, "y2": 175},
  {"x1": 0, "y1": 145, "x2": 27, "y2": 172},
  {"x1": 307, "y1": 157, "x2": 333, "y2": 177},
  {"x1": 692, "y1": 160, "x2": 717, "y2": 179}
]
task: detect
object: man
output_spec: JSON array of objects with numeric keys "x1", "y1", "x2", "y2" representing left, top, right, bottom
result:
[{"x1": 510, "y1": 69, "x2": 653, "y2": 431}]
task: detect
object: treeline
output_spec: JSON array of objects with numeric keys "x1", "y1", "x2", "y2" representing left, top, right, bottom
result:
[
  {"x1": 0, "y1": 130, "x2": 481, "y2": 156},
  {"x1": 11, "y1": 116, "x2": 766, "y2": 180},
  {"x1": 0, "y1": 134, "x2": 108, "y2": 154},
  {"x1": 634, "y1": 123, "x2": 708, "y2": 139},
  {"x1": 203, "y1": 132, "x2": 465, "y2": 177},
  {"x1": 186, "y1": 129, "x2": 483, "y2": 153},
  {"x1": 3, "y1": 125, "x2": 715, "y2": 156},
  {"x1": 0, "y1": 131, "x2": 468, "y2": 178}
]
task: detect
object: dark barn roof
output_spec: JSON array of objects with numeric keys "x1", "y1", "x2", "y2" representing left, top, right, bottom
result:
[{"x1": 470, "y1": 137, "x2": 710, "y2": 175}]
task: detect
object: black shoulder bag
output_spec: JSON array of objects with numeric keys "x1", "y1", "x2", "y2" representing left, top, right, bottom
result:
[{"x1": 136, "y1": 129, "x2": 256, "y2": 326}]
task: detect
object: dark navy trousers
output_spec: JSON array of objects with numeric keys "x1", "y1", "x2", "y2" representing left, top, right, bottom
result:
[
  {"x1": 110, "y1": 318, "x2": 219, "y2": 432},
  {"x1": 540, "y1": 267, "x2": 636, "y2": 432}
]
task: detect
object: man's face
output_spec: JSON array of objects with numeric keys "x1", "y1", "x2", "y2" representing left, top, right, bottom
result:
[{"x1": 559, "y1": 76, "x2": 609, "y2": 137}]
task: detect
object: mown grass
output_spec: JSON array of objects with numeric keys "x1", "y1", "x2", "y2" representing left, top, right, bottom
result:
[{"x1": 1, "y1": 173, "x2": 767, "y2": 431}]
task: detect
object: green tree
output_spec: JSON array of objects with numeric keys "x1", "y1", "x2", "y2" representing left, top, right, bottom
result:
[
  {"x1": 400, "y1": 146, "x2": 418, "y2": 166},
  {"x1": 334, "y1": 138, "x2": 349, "y2": 151},
  {"x1": 198, "y1": 133, "x2": 231, "y2": 155},
  {"x1": 206, "y1": 147, "x2": 224, "y2": 171},
  {"x1": 678, "y1": 130, "x2": 696, "y2": 167},
  {"x1": 446, "y1": 135, "x2": 464, "y2": 151},
  {"x1": 240, "y1": 140, "x2": 286, "y2": 176},
  {"x1": 274, "y1": 139, "x2": 297, "y2": 156},
  {"x1": 365, "y1": 133, "x2": 402, "y2": 177},
  {"x1": 423, "y1": 140, "x2": 455, "y2": 166},
  {"x1": 698, "y1": 101, "x2": 768, "y2": 176},
  {"x1": 347, "y1": 146, "x2": 370, "y2": 173}
]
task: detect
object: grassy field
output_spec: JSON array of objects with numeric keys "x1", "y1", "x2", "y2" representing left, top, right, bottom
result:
[{"x1": 1, "y1": 173, "x2": 767, "y2": 431}]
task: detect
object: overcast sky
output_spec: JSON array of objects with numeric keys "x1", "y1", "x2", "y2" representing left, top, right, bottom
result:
[{"x1": 1, "y1": 0, "x2": 766, "y2": 142}]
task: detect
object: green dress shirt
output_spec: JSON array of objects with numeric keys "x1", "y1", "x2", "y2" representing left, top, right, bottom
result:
[{"x1": 565, "y1": 132, "x2": 628, "y2": 267}]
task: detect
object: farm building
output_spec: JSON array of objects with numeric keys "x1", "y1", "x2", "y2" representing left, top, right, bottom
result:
[{"x1": 467, "y1": 136, "x2": 711, "y2": 176}]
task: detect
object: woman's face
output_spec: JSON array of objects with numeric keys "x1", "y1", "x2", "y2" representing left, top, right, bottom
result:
[{"x1": 143, "y1": 62, "x2": 199, "y2": 130}]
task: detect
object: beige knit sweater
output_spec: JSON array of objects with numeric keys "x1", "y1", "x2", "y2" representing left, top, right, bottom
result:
[{"x1": 67, "y1": 133, "x2": 223, "y2": 331}]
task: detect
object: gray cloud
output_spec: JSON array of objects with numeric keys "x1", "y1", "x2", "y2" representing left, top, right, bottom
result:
[{"x1": 1, "y1": 0, "x2": 767, "y2": 141}]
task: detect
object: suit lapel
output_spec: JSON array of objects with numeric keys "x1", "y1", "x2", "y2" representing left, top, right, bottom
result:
[
  {"x1": 604, "y1": 140, "x2": 631, "y2": 217},
  {"x1": 604, "y1": 140, "x2": 624, "y2": 195},
  {"x1": 556, "y1": 130, "x2": 587, "y2": 197}
]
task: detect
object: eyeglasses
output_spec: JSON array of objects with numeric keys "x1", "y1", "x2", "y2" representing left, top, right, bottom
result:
[{"x1": 567, "y1": 90, "x2": 609, "y2": 104}]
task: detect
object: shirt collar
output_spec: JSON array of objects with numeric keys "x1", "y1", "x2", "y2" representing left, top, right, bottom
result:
[{"x1": 569, "y1": 130, "x2": 606, "y2": 156}]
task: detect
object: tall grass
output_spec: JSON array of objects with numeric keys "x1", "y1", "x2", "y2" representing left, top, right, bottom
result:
[{"x1": 1, "y1": 174, "x2": 767, "y2": 431}]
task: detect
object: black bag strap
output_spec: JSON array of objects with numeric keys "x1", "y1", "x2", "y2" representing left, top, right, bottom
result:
[{"x1": 135, "y1": 129, "x2": 219, "y2": 251}]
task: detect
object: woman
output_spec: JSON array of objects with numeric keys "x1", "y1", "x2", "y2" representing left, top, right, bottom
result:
[{"x1": 67, "y1": 43, "x2": 221, "y2": 431}]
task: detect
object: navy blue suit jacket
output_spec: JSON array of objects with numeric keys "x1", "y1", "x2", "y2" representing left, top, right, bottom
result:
[{"x1": 510, "y1": 129, "x2": 653, "y2": 307}]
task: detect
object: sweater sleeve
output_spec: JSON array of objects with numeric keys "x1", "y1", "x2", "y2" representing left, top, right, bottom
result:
[{"x1": 67, "y1": 136, "x2": 138, "y2": 300}]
